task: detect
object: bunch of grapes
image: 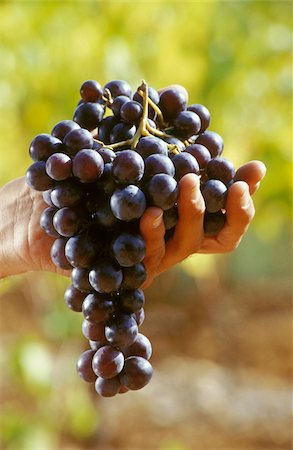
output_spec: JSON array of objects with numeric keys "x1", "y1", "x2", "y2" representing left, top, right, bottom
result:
[{"x1": 26, "y1": 79, "x2": 236, "y2": 397}]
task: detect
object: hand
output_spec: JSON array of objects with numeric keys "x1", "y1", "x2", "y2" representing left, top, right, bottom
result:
[{"x1": 140, "y1": 160, "x2": 266, "y2": 288}]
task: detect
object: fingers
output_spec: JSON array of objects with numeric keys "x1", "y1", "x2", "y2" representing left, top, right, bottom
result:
[
  {"x1": 199, "y1": 181, "x2": 255, "y2": 253},
  {"x1": 234, "y1": 160, "x2": 266, "y2": 195},
  {"x1": 139, "y1": 206, "x2": 165, "y2": 287},
  {"x1": 158, "y1": 173, "x2": 205, "y2": 273}
]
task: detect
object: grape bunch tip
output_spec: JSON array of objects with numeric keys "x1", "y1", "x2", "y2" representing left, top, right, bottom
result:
[{"x1": 26, "y1": 79, "x2": 237, "y2": 398}]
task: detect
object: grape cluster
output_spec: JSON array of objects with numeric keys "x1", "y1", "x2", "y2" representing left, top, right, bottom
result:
[{"x1": 26, "y1": 79, "x2": 236, "y2": 397}]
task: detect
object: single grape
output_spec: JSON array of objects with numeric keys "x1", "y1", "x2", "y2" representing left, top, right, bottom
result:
[
  {"x1": 120, "y1": 100, "x2": 143, "y2": 125},
  {"x1": 71, "y1": 267, "x2": 94, "y2": 293},
  {"x1": 201, "y1": 179, "x2": 227, "y2": 213},
  {"x1": 82, "y1": 293, "x2": 114, "y2": 323},
  {"x1": 95, "y1": 376, "x2": 121, "y2": 397},
  {"x1": 184, "y1": 143, "x2": 211, "y2": 169},
  {"x1": 39, "y1": 206, "x2": 59, "y2": 237},
  {"x1": 64, "y1": 128, "x2": 93, "y2": 156},
  {"x1": 42, "y1": 189, "x2": 54, "y2": 206},
  {"x1": 53, "y1": 206, "x2": 84, "y2": 237},
  {"x1": 118, "y1": 288, "x2": 145, "y2": 314},
  {"x1": 105, "y1": 313, "x2": 138, "y2": 348},
  {"x1": 50, "y1": 179, "x2": 84, "y2": 208},
  {"x1": 195, "y1": 130, "x2": 224, "y2": 158},
  {"x1": 26, "y1": 161, "x2": 55, "y2": 191},
  {"x1": 45, "y1": 153, "x2": 72, "y2": 181},
  {"x1": 172, "y1": 152, "x2": 199, "y2": 181},
  {"x1": 82, "y1": 319, "x2": 106, "y2": 342},
  {"x1": 144, "y1": 154, "x2": 175, "y2": 179},
  {"x1": 92, "y1": 198, "x2": 118, "y2": 228},
  {"x1": 110, "y1": 185, "x2": 146, "y2": 221},
  {"x1": 50, "y1": 237, "x2": 73, "y2": 270},
  {"x1": 99, "y1": 163, "x2": 117, "y2": 196},
  {"x1": 89, "y1": 260, "x2": 123, "y2": 293},
  {"x1": 64, "y1": 284, "x2": 87, "y2": 312},
  {"x1": 121, "y1": 263, "x2": 147, "y2": 289},
  {"x1": 111, "y1": 232, "x2": 146, "y2": 267},
  {"x1": 72, "y1": 149, "x2": 104, "y2": 183},
  {"x1": 109, "y1": 123, "x2": 136, "y2": 144},
  {"x1": 73, "y1": 102, "x2": 104, "y2": 131},
  {"x1": 92, "y1": 346, "x2": 124, "y2": 379},
  {"x1": 147, "y1": 173, "x2": 178, "y2": 210},
  {"x1": 112, "y1": 150, "x2": 144, "y2": 184},
  {"x1": 158, "y1": 88, "x2": 187, "y2": 124},
  {"x1": 119, "y1": 356, "x2": 153, "y2": 390},
  {"x1": 97, "y1": 147, "x2": 116, "y2": 163},
  {"x1": 51, "y1": 120, "x2": 80, "y2": 141},
  {"x1": 136, "y1": 136, "x2": 168, "y2": 159},
  {"x1": 174, "y1": 110, "x2": 201, "y2": 139},
  {"x1": 29, "y1": 134, "x2": 63, "y2": 162},
  {"x1": 76, "y1": 350, "x2": 97, "y2": 383},
  {"x1": 104, "y1": 80, "x2": 132, "y2": 99},
  {"x1": 123, "y1": 333, "x2": 152, "y2": 360},
  {"x1": 65, "y1": 233, "x2": 98, "y2": 269},
  {"x1": 206, "y1": 156, "x2": 235, "y2": 185},
  {"x1": 98, "y1": 116, "x2": 118, "y2": 144},
  {"x1": 204, "y1": 210, "x2": 226, "y2": 236},
  {"x1": 187, "y1": 104, "x2": 211, "y2": 133},
  {"x1": 80, "y1": 80, "x2": 103, "y2": 102}
]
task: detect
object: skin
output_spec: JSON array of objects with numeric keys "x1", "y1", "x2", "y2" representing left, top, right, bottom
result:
[{"x1": 0, "y1": 161, "x2": 266, "y2": 286}]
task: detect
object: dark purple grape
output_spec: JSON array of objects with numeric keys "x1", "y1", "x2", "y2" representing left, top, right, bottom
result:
[
  {"x1": 53, "y1": 206, "x2": 85, "y2": 237},
  {"x1": 122, "y1": 263, "x2": 147, "y2": 289},
  {"x1": 147, "y1": 173, "x2": 178, "y2": 210},
  {"x1": 119, "y1": 356, "x2": 153, "y2": 390},
  {"x1": 92, "y1": 346, "x2": 124, "y2": 379},
  {"x1": 73, "y1": 102, "x2": 104, "y2": 131},
  {"x1": 97, "y1": 147, "x2": 116, "y2": 163},
  {"x1": 195, "y1": 131, "x2": 224, "y2": 158},
  {"x1": 105, "y1": 313, "x2": 138, "y2": 347},
  {"x1": 109, "y1": 123, "x2": 136, "y2": 144},
  {"x1": 104, "y1": 80, "x2": 132, "y2": 99},
  {"x1": 174, "y1": 110, "x2": 201, "y2": 139},
  {"x1": 184, "y1": 144, "x2": 211, "y2": 169},
  {"x1": 111, "y1": 232, "x2": 146, "y2": 267},
  {"x1": 71, "y1": 267, "x2": 94, "y2": 293},
  {"x1": 89, "y1": 260, "x2": 123, "y2": 293},
  {"x1": 99, "y1": 163, "x2": 117, "y2": 195},
  {"x1": 120, "y1": 100, "x2": 143, "y2": 125},
  {"x1": 64, "y1": 128, "x2": 93, "y2": 156},
  {"x1": 29, "y1": 134, "x2": 63, "y2": 161},
  {"x1": 26, "y1": 161, "x2": 55, "y2": 191},
  {"x1": 50, "y1": 179, "x2": 84, "y2": 208},
  {"x1": 201, "y1": 179, "x2": 227, "y2": 213},
  {"x1": 82, "y1": 293, "x2": 114, "y2": 323},
  {"x1": 39, "y1": 206, "x2": 59, "y2": 237},
  {"x1": 92, "y1": 199, "x2": 118, "y2": 228},
  {"x1": 172, "y1": 152, "x2": 199, "y2": 181},
  {"x1": 51, "y1": 120, "x2": 80, "y2": 141},
  {"x1": 118, "y1": 289, "x2": 145, "y2": 314},
  {"x1": 158, "y1": 88, "x2": 187, "y2": 124},
  {"x1": 42, "y1": 189, "x2": 54, "y2": 206},
  {"x1": 123, "y1": 333, "x2": 152, "y2": 360},
  {"x1": 136, "y1": 136, "x2": 168, "y2": 159},
  {"x1": 64, "y1": 284, "x2": 87, "y2": 312},
  {"x1": 80, "y1": 80, "x2": 103, "y2": 102},
  {"x1": 163, "y1": 205, "x2": 178, "y2": 230},
  {"x1": 65, "y1": 233, "x2": 98, "y2": 269},
  {"x1": 144, "y1": 154, "x2": 175, "y2": 179},
  {"x1": 50, "y1": 237, "x2": 72, "y2": 270},
  {"x1": 45, "y1": 153, "x2": 72, "y2": 181},
  {"x1": 98, "y1": 116, "x2": 118, "y2": 144},
  {"x1": 112, "y1": 150, "x2": 144, "y2": 184},
  {"x1": 76, "y1": 350, "x2": 97, "y2": 383},
  {"x1": 82, "y1": 319, "x2": 106, "y2": 342},
  {"x1": 111, "y1": 95, "x2": 130, "y2": 119},
  {"x1": 204, "y1": 210, "x2": 226, "y2": 236},
  {"x1": 95, "y1": 376, "x2": 121, "y2": 397},
  {"x1": 72, "y1": 149, "x2": 104, "y2": 183},
  {"x1": 187, "y1": 104, "x2": 210, "y2": 133},
  {"x1": 206, "y1": 157, "x2": 235, "y2": 185},
  {"x1": 110, "y1": 185, "x2": 146, "y2": 221}
]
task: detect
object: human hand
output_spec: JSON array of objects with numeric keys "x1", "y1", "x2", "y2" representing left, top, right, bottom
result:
[{"x1": 140, "y1": 160, "x2": 266, "y2": 288}]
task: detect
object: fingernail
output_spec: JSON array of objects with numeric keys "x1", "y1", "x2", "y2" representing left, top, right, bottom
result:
[{"x1": 152, "y1": 212, "x2": 163, "y2": 228}]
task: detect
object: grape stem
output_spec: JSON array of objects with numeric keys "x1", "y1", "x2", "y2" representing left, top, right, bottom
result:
[
  {"x1": 136, "y1": 88, "x2": 165, "y2": 128},
  {"x1": 131, "y1": 80, "x2": 149, "y2": 149},
  {"x1": 102, "y1": 88, "x2": 114, "y2": 107}
]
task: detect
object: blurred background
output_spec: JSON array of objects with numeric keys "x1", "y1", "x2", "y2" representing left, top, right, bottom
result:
[{"x1": 0, "y1": 1, "x2": 292, "y2": 449}]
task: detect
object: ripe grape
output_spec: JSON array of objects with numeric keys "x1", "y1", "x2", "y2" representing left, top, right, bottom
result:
[
  {"x1": 172, "y1": 152, "x2": 199, "y2": 181},
  {"x1": 195, "y1": 130, "x2": 224, "y2": 158},
  {"x1": 51, "y1": 120, "x2": 80, "y2": 141},
  {"x1": 64, "y1": 284, "x2": 87, "y2": 312},
  {"x1": 201, "y1": 179, "x2": 227, "y2": 213},
  {"x1": 73, "y1": 102, "x2": 104, "y2": 131},
  {"x1": 104, "y1": 80, "x2": 132, "y2": 99},
  {"x1": 72, "y1": 149, "x2": 104, "y2": 183},
  {"x1": 46, "y1": 153, "x2": 72, "y2": 181},
  {"x1": 174, "y1": 110, "x2": 201, "y2": 139},
  {"x1": 76, "y1": 350, "x2": 97, "y2": 383},
  {"x1": 187, "y1": 103, "x2": 211, "y2": 133},
  {"x1": 112, "y1": 150, "x2": 144, "y2": 184},
  {"x1": 147, "y1": 173, "x2": 178, "y2": 210},
  {"x1": 29, "y1": 134, "x2": 63, "y2": 161},
  {"x1": 82, "y1": 293, "x2": 114, "y2": 323},
  {"x1": 119, "y1": 356, "x2": 153, "y2": 390},
  {"x1": 92, "y1": 346, "x2": 124, "y2": 379},
  {"x1": 95, "y1": 376, "x2": 121, "y2": 397},
  {"x1": 26, "y1": 161, "x2": 55, "y2": 191},
  {"x1": 89, "y1": 260, "x2": 123, "y2": 294},
  {"x1": 80, "y1": 80, "x2": 103, "y2": 102},
  {"x1": 110, "y1": 185, "x2": 146, "y2": 221},
  {"x1": 105, "y1": 313, "x2": 138, "y2": 347},
  {"x1": 111, "y1": 232, "x2": 146, "y2": 267},
  {"x1": 159, "y1": 88, "x2": 187, "y2": 123}
]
